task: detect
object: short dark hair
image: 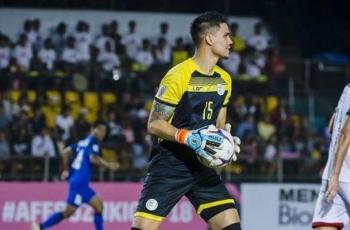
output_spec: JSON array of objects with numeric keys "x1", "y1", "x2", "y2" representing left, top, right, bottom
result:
[
  {"x1": 190, "y1": 11, "x2": 227, "y2": 46},
  {"x1": 92, "y1": 121, "x2": 106, "y2": 129},
  {"x1": 129, "y1": 20, "x2": 136, "y2": 27}
]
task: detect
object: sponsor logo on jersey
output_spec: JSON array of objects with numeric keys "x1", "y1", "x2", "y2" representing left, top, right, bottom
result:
[
  {"x1": 192, "y1": 86, "x2": 203, "y2": 91},
  {"x1": 217, "y1": 84, "x2": 225, "y2": 96}
]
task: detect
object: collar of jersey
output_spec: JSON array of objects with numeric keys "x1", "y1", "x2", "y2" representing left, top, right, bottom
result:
[{"x1": 189, "y1": 58, "x2": 217, "y2": 76}]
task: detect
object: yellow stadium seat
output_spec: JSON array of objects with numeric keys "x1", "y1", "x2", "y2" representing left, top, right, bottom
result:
[
  {"x1": 65, "y1": 91, "x2": 81, "y2": 119},
  {"x1": 291, "y1": 115, "x2": 301, "y2": 127},
  {"x1": 84, "y1": 92, "x2": 99, "y2": 111},
  {"x1": 27, "y1": 90, "x2": 36, "y2": 103},
  {"x1": 102, "y1": 92, "x2": 117, "y2": 105},
  {"x1": 102, "y1": 148, "x2": 117, "y2": 162},
  {"x1": 46, "y1": 90, "x2": 61, "y2": 105},
  {"x1": 65, "y1": 91, "x2": 80, "y2": 104},
  {"x1": 266, "y1": 96, "x2": 278, "y2": 113},
  {"x1": 9, "y1": 90, "x2": 21, "y2": 103},
  {"x1": 85, "y1": 109, "x2": 97, "y2": 124},
  {"x1": 70, "y1": 105, "x2": 81, "y2": 119},
  {"x1": 42, "y1": 105, "x2": 61, "y2": 128},
  {"x1": 83, "y1": 92, "x2": 99, "y2": 123}
]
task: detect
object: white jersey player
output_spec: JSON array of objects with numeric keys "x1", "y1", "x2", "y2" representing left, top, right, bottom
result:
[{"x1": 312, "y1": 83, "x2": 350, "y2": 230}]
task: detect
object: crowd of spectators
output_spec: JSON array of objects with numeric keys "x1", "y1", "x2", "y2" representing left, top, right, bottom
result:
[
  {"x1": 0, "y1": 18, "x2": 326, "y2": 182},
  {"x1": 225, "y1": 95, "x2": 328, "y2": 182},
  {"x1": 0, "y1": 19, "x2": 286, "y2": 91},
  {"x1": 0, "y1": 19, "x2": 193, "y2": 94}
]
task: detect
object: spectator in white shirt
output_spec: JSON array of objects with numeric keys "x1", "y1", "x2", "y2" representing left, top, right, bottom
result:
[
  {"x1": 109, "y1": 20, "x2": 125, "y2": 58},
  {"x1": 38, "y1": 38, "x2": 57, "y2": 71},
  {"x1": 23, "y1": 20, "x2": 34, "y2": 45},
  {"x1": 0, "y1": 35, "x2": 11, "y2": 70},
  {"x1": 30, "y1": 18, "x2": 42, "y2": 51},
  {"x1": 106, "y1": 110, "x2": 122, "y2": 141},
  {"x1": 246, "y1": 23, "x2": 268, "y2": 52},
  {"x1": 31, "y1": 128, "x2": 56, "y2": 157},
  {"x1": 12, "y1": 34, "x2": 33, "y2": 71},
  {"x1": 55, "y1": 106, "x2": 74, "y2": 144},
  {"x1": 96, "y1": 24, "x2": 115, "y2": 53},
  {"x1": 74, "y1": 21, "x2": 92, "y2": 62},
  {"x1": 121, "y1": 20, "x2": 141, "y2": 60},
  {"x1": 109, "y1": 20, "x2": 122, "y2": 51},
  {"x1": 61, "y1": 36, "x2": 78, "y2": 64},
  {"x1": 221, "y1": 51, "x2": 241, "y2": 76},
  {"x1": 51, "y1": 22, "x2": 67, "y2": 57},
  {"x1": 98, "y1": 41, "x2": 120, "y2": 72},
  {"x1": 152, "y1": 22, "x2": 172, "y2": 47},
  {"x1": 22, "y1": 19, "x2": 41, "y2": 51},
  {"x1": 135, "y1": 39, "x2": 154, "y2": 69},
  {"x1": 154, "y1": 37, "x2": 171, "y2": 65},
  {"x1": 244, "y1": 48, "x2": 266, "y2": 77}
]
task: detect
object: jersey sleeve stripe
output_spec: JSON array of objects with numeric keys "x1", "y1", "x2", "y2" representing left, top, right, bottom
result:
[{"x1": 154, "y1": 97, "x2": 177, "y2": 107}]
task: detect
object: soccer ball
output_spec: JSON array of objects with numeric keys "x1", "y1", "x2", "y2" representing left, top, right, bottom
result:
[{"x1": 197, "y1": 127, "x2": 235, "y2": 168}]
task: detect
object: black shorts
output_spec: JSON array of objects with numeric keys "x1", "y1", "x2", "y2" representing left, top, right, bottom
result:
[{"x1": 134, "y1": 150, "x2": 236, "y2": 222}]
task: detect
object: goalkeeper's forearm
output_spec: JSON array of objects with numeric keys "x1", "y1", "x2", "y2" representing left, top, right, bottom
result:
[
  {"x1": 147, "y1": 120, "x2": 178, "y2": 142},
  {"x1": 147, "y1": 120, "x2": 195, "y2": 146}
]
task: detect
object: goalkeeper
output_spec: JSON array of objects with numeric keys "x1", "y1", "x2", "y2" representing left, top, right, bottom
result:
[{"x1": 132, "y1": 12, "x2": 242, "y2": 230}]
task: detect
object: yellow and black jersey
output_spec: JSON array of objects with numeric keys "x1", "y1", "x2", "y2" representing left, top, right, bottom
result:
[
  {"x1": 151, "y1": 58, "x2": 232, "y2": 165},
  {"x1": 155, "y1": 58, "x2": 232, "y2": 130},
  {"x1": 136, "y1": 59, "x2": 236, "y2": 221}
]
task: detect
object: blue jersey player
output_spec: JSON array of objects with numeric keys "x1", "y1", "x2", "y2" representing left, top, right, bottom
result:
[{"x1": 32, "y1": 122, "x2": 119, "y2": 230}]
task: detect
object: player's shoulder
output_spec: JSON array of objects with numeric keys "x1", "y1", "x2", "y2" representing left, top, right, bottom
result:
[
  {"x1": 77, "y1": 135, "x2": 95, "y2": 147},
  {"x1": 161, "y1": 59, "x2": 192, "y2": 85},
  {"x1": 214, "y1": 65, "x2": 231, "y2": 84}
]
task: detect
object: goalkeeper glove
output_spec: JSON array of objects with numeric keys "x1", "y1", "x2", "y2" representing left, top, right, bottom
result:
[
  {"x1": 175, "y1": 125, "x2": 223, "y2": 162},
  {"x1": 224, "y1": 123, "x2": 241, "y2": 162}
]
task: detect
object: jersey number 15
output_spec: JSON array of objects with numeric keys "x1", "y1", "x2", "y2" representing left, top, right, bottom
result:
[{"x1": 202, "y1": 101, "x2": 213, "y2": 120}]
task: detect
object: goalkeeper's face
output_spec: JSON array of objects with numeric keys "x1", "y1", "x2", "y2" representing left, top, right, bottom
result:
[{"x1": 208, "y1": 23, "x2": 232, "y2": 59}]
